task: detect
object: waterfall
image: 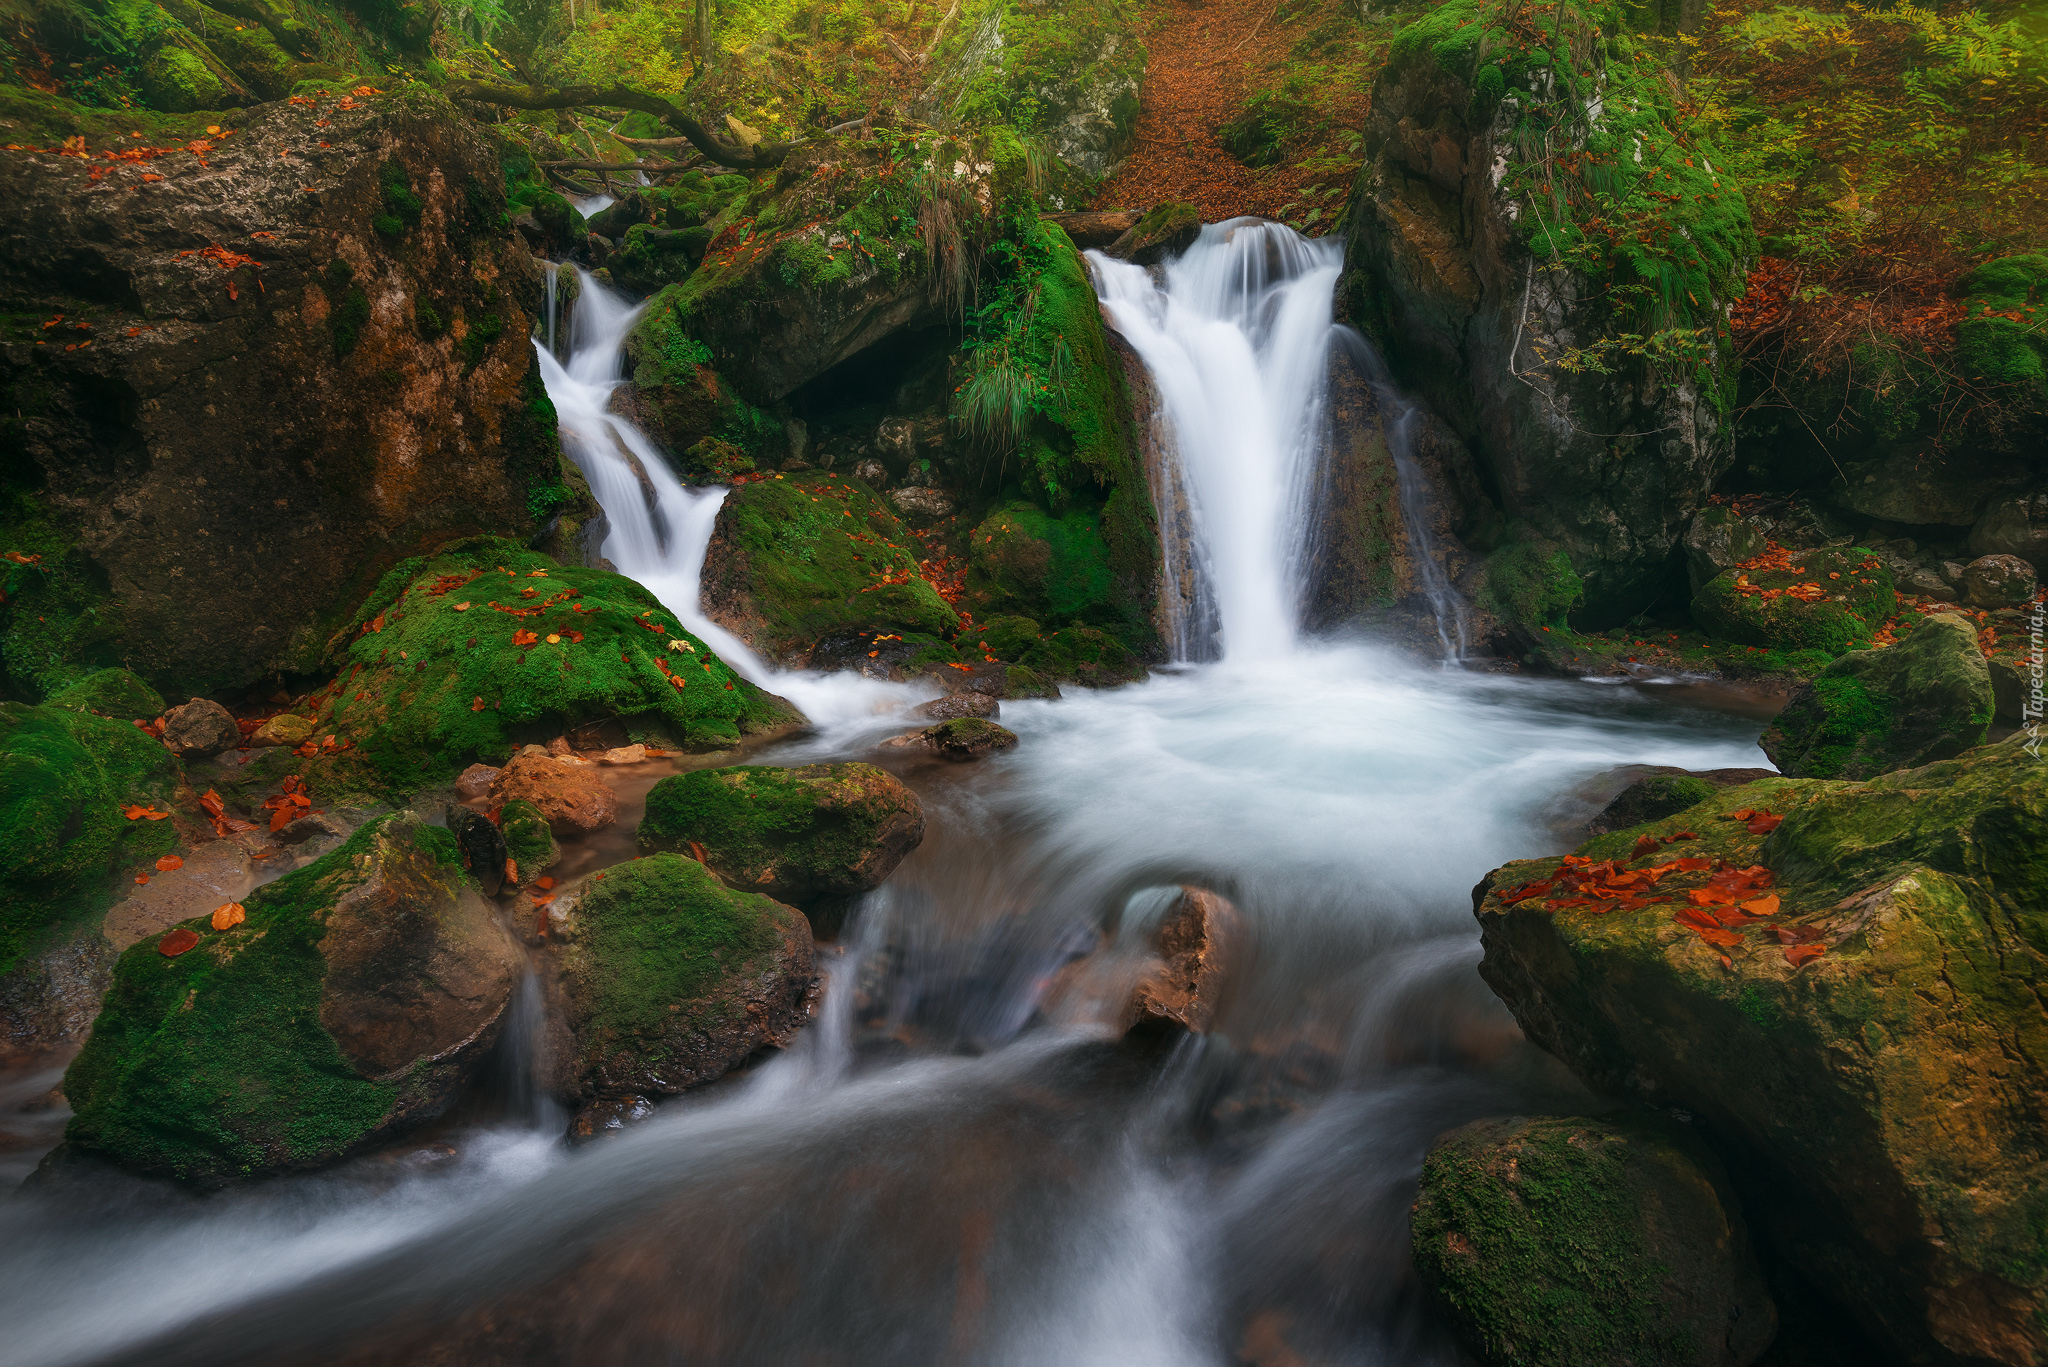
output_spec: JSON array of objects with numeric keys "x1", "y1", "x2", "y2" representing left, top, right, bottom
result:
[
  {"x1": 533, "y1": 267, "x2": 920, "y2": 724},
  {"x1": 1090, "y1": 219, "x2": 1343, "y2": 662}
]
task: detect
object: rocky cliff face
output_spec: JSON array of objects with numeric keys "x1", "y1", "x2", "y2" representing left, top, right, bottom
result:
[
  {"x1": 0, "y1": 88, "x2": 566, "y2": 701},
  {"x1": 1343, "y1": 0, "x2": 1752, "y2": 623}
]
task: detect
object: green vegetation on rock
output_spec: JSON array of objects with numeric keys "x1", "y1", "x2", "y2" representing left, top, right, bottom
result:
[
  {"x1": 1691, "y1": 547, "x2": 1894, "y2": 655},
  {"x1": 638, "y1": 761, "x2": 923, "y2": 902},
  {"x1": 501, "y1": 797, "x2": 558, "y2": 885}
]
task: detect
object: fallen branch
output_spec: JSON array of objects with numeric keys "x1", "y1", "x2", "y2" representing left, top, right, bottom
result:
[
  {"x1": 919, "y1": 0, "x2": 960, "y2": 60},
  {"x1": 445, "y1": 78, "x2": 791, "y2": 169}
]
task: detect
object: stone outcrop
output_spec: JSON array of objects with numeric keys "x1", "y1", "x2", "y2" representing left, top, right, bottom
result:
[
  {"x1": 63, "y1": 815, "x2": 521, "y2": 1182},
  {"x1": 1472, "y1": 737, "x2": 2048, "y2": 1365},
  {"x1": 1343, "y1": 0, "x2": 1753, "y2": 621},
  {"x1": 1762, "y1": 613, "x2": 1993, "y2": 779},
  {"x1": 0, "y1": 91, "x2": 571, "y2": 700},
  {"x1": 1412, "y1": 1113, "x2": 1775, "y2": 1367},
  {"x1": 159, "y1": 697, "x2": 239, "y2": 758},
  {"x1": 490, "y1": 755, "x2": 618, "y2": 837},
  {"x1": 637, "y1": 763, "x2": 925, "y2": 905},
  {"x1": 541, "y1": 854, "x2": 817, "y2": 1111}
]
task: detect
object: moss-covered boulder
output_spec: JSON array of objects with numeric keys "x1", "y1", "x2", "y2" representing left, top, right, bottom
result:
[
  {"x1": 1762, "y1": 613, "x2": 1993, "y2": 779},
  {"x1": 1586, "y1": 766, "x2": 1774, "y2": 836},
  {"x1": 1344, "y1": 0, "x2": 1754, "y2": 620},
  {"x1": 501, "y1": 799, "x2": 559, "y2": 887},
  {"x1": 975, "y1": 614, "x2": 1146, "y2": 687},
  {"x1": 315, "y1": 538, "x2": 799, "y2": 796},
  {"x1": 638, "y1": 763, "x2": 924, "y2": 905},
  {"x1": 1104, "y1": 201, "x2": 1200, "y2": 266},
  {"x1": 698, "y1": 472, "x2": 961, "y2": 665},
  {"x1": 44, "y1": 668, "x2": 167, "y2": 721},
  {"x1": 1412, "y1": 1113, "x2": 1775, "y2": 1367},
  {"x1": 541, "y1": 854, "x2": 815, "y2": 1107},
  {"x1": 1472, "y1": 736, "x2": 2048, "y2": 1365},
  {"x1": 1, "y1": 695, "x2": 180, "y2": 1057},
  {"x1": 1683, "y1": 507, "x2": 1767, "y2": 596},
  {"x1": 64, "y1": 815, "x2": 522, "y2": 1182},
  {"x1": 1690, "y1": 547, "x2": 1896, "y2": 654}
]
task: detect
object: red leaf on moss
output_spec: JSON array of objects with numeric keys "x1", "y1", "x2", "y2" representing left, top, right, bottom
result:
[
  {"x1": 1629, "y1": 835, "x2": 1661, "y2": 860},
  {"x1": 1694, "y1": 925, "x2": 1746, "y2": 947},
  {"x1": 512, "y1": 629, "x2": 539, "y2": 647},
  {"x1": 1784, "y1": 942, "x2": 1826, "y2": 968},
  {"x1": 159, "y1": 927, "x2": 200, "y2": 956}
]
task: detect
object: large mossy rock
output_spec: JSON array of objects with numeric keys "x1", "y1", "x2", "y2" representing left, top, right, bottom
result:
[
  {"x1": 1412, "y1": 1113, "x2": 1775, "y2": 1367},
  {"x1": 0, "y1": 89, "x2": 569, "y2": 701},
  {"x1": 1472, "y1": 737, "x2": 2048, "y2": 1366},
  {"x1": 313, "y1": 538, "x2": 799, "y2": 796},
  {"x1": 542, "y1": 854, "x2": 816, "y2": 1107},
  {"x1": 638, "y1": 763, "x2": 924, "y2": 905},
  {"x1": 1342, "y1": 0, "x2": 1752, "y2": 621},
  {"x1": 1690, "y1": 546, "x2": 1896, "y2": 655},
  {"x1": 975, "y1": 614, "x2": 1144, "y2": 687},
  {"x1": 699, "y1": 472, "x2": 961, "y2": 666},
  {"x1": 1762, "y1": 613, "x2": 1994, "y2": 779},
  {"x1": 64, "y1": 815, "x2": 522, "y2": 1182},
  {"x1": 0, "y1": 686, "x2": 181, "y2": 1058}
]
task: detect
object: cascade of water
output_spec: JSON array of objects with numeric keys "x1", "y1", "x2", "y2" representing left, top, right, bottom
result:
[
  {"x1": 1090, "y1": 219, "x2": 1344, "y2": 662},
  {"x1": 541, "y1": 261, "x2": 559, "y2": 359},
  {"x1": 1335, "y1": 330, "x2": 1474, "y2": 660},
  {"x1": 532, "y1": 267, "x2": 923, "y2": 725}
]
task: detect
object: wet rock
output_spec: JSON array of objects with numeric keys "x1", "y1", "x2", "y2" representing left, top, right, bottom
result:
[
  {"x1": 159, "y1": 698, "x2": 240, "y2": 759},
  {"x1": 64, "y1": 815, "x2": 522, "y2": 1182},
  {"x1": 251, "y1": 713, "x2": 316, "y2": 748},
  {"x1": 1, "y1": 699, "x2": 179, "y2": 1059},
  {"x1": 1129, "y1": 886, "x2": 1240, "y2": 1034},
  {"x1": 597, "y1": 743, "x2": 648, "y2": 766},
  {"x1": 1961, "y1": 553, "x2": 2039, "y2": 609},
  {"x1": 455, "y1": 763, "x2": 502, "y2": 801},
  {"x1": 1588, "y1": 767, "x2": 1777, "y2": 836},
  {"x1": 500, "y1": 799, "x2": 559, "y2": 887},
  {"x1": 449, "y1": 808, "x2": 509, "y2": 897},
  {"x1": 1969, "y1": 486, "x2": 2048, "y2": 572},
  {"x1": 922, "y1": 718, "x2": 1019, "y2": 761},
  {"x1": 1762, "y1": 613, "x2": 1993, "y2": 778},
  {"x1": 546, "y1": 736, "x2": 575, "y2": 758},
  {"x1": 1412, "y1": 1113, "x2": 1775, "y2": 1367},
  {"x1": 916, "y1": 691, "x2": 1000, "y2": 721},
  {"x1": 638, "y1": 763, "x2": 924, "y2": 904},
  {"x1": 1683, "y1": 507, "x2": 1767, "y2": 596},
  {"x1": 567, "y1": 1092, "x2": 657, "y2": 1146},
  {"x1": 1047, "y1": 209, "x2": 1142, "y2": 250},
  {"x1": 886, "y1": 485, "x2": 956, "y2": 525},
  {"x1": 102, "y1": 838, "x2": 256, "y2": 952},
  {"x1": 491, "y1": 755, "x2": 619, "y2": 837},
  {"x1": 1691, "y1": 546, "x2": 1897, "y2": 655},
  {"x1": 851, "y1": 457, "x2": 890, "y2": 488},
  {"x1": 1472, "y1": 737, "x2": 2048, "y2": 1365},
  {"x1": 1105, "y1": 202, "x2": 1201, "y2": 266},
  {"x1": 1, "y1": 97, "x2": 564, "y2": 699},
  {"x1": 542, "y1": 855, "x2": 816, "y2": 1108}
]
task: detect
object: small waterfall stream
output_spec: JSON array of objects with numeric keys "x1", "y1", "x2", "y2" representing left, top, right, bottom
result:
[{"x1": 0, "y1": 226, "x2": 1780, "y2": 1367}]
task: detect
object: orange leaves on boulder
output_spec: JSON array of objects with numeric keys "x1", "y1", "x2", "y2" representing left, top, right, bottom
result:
[
  {"x1": 158, "y1": 928, "x2": 200, "y2": 956},
  {"x1": 123, "y1": 804, "x2": 170, "y2": 820},
  {"x1": 1727, "y1": 808, "x2": 1784, "y2": 834},
  {"x1": 155, "y1": 855, "x2": 183, "y2": 872},
  {"x1": 263, "y1": 775, "x2": 314, "y2": 832},
  {"x1": 211, "y1": 902, "x2": 246, "y2": 930}
]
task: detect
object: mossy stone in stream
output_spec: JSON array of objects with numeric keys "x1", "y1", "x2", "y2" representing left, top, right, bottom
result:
[
  {"x1": 501, "y1": 798, "x2": 559, "y2": 886},
  {"x1": 638, "y1": 763, "x2": 924, "y2": 904},
  {"x1": 0, "y1": 699, "x2": 179, "y2": 986},
  {"x1": 1412, "y1": 1113, "x2": 1775, "y2": 1367},
  {"x1": 1690, "y1": 548, "x2": 1895, "y2": 656},
  {"x1": 64, "y1": 815, "x2": 521, "y2": 1182},
  {"x1": 976, "y1": 614, "x2": 1144, "y2": 688},
  {"x1": 1762, "y1": 613, "x2": 1993, "y2": 779},
  {"x1": 315, "y1": 537, "x2": 799, "y2": 798},
  {"x1": 546, "y1": 854, "x2": 815, "y2": 1105}
]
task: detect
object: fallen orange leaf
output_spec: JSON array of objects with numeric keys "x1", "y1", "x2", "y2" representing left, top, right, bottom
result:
[
  {"x1": 537, "y1": 876, "x2": 554, "y2": 890},
  {"x1": 123, "y1": 804, "x2": 171, "y2": 820},
  {"x1": 1784, "y1": 942, "x2": 1826, "y2": 968},
  {"x1": 1740, "y1": 894, "x2": 1780, "y2": 916},
  {"x1": 159, "y1": 927, "x2": 200, "y2": 956},
  {"x1": 156, "y1": 855, "x2": 183, "y2": 871},
  {"x1": 211, "y1": 902, "x2": 246, "y2": 930}
]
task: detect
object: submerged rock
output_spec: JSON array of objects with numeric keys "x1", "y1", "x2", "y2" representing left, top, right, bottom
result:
[
  {"x1": 638, "y1": 763, "x2": 924, "y2": 905},
  {"x1": 1412, "y1": 1113, "x2": 1775, "y2": 1367},
  {"x1": 1472, "y1": 737, "x2": 2048, "y2": 1365},
  {"x1": 1762, "y1": 613, "x2": 1993, "y2": 779},
  {"x1": 490, "y1": 755, "x2": 619, "y2": 837},
  {"x1": 542, "y1": 855, "x2": 816, "y2": 1108},
  {"x1": 1, "y1": 698, "x2": 180, "y2": 1059},
  {"x1": 159, "y1": 698, "x2": 240, "y2": 759},
  {"x1": 64, "y1": 815, "x2": 521, "y2": 1182},
  {"x1": 1130, "y1": 886, "x2": 1240, "y2": 1035},
  {"x1": 923, "y1": 718, "x2": 1019, "y2": 761}
]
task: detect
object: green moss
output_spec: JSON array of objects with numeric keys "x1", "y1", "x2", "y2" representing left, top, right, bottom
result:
[
  {"x1": 45, "y1": 667, "x2": 166, "y2": 719},
  {"x1": 0, "y1": 699, "x2": 179, "y2": 980},
  {"x1": 375, "y1": 159, "x2": 423, "y2": 238},
  {"x1": 1958, "y1": 254, "x2": 2048, "y2": 403},
  {"x1": 1691, "y1": 548, "x2": 1895, "y2": 655},
  {"x1": 638, "y1": 761, "x2": 916, "y2": 899},
  {"x1": 330, "y1": 283, "x2": 370, "y2": 358},
  {"x1": 563, "y1": 853, "x2": 783, "y2": 1053},
  {"x1": 1412, "y1": 1115, "x2": 1708, "y2": 1366},
  {"x1": 1763, "y1": 613, "x2": 1994, "y2": 780},
  {"x1": 317, "y1": 537, "x2": 793, "y2": 796},
  {"x1": 501, "y1": 798, "x2": 557, "y2": 884},
  {"x1": 708, "y1": 473, "x2": 959, "y2": 655},
  {"x1": 459, "y1": 311, "x2": 503, "y2": 365},
  {"x1": 62, "y1": 819, "x2": 420, "y2": 1182},
  {"x1": 414, "y1": 298, "x2": 443, "y2": 336},
  {"x1": 975, "y1": 613, "x2": 1144, "y2": 687},
  {"x1": 1481, "y1": 539, "x2": 1585, "y2": 630}
]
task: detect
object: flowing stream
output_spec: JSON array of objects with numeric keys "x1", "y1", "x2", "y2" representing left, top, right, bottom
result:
[{"x1": 0, "y1": 224, "x2": 1778, "y2": 1367}]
